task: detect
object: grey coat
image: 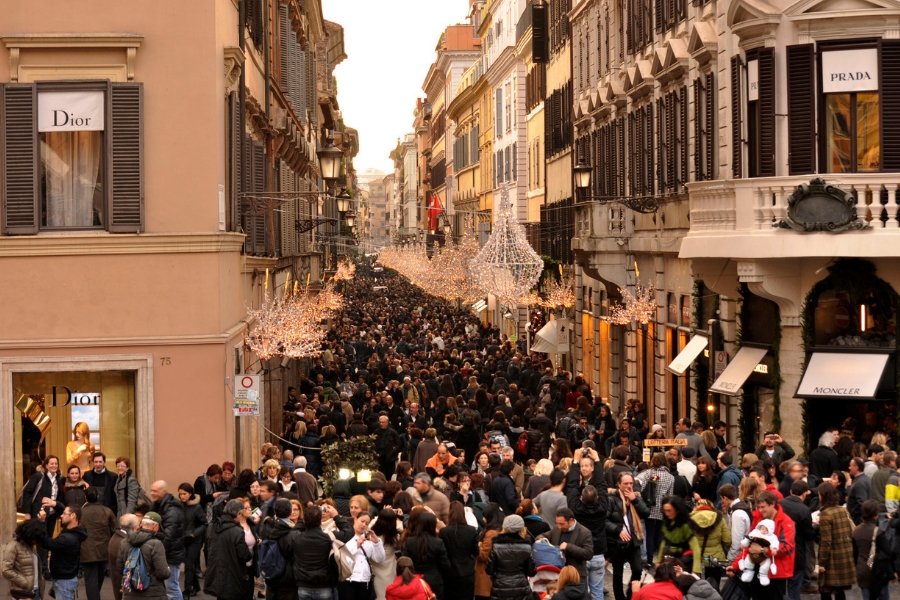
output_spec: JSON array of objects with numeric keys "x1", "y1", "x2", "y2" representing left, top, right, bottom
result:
[
  {"x1": 115, "y1": 471, "x2": 141, "y2": 517},
  {"x1": 116, "y1": 530, "x2": 171, "y2": 600}
]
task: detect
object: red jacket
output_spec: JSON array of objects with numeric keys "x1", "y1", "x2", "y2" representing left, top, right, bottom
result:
[
  {"x1": 386, "y1": 574, "x2": 431, "y2": 600},
  {"x1": 730, "y1": 504, "x2": 795, "y2": 579}
]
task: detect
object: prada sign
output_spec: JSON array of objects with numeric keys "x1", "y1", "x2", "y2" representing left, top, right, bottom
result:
[
  {"x1": 38, "y1": 91, "x2": 105, "y2": 132},
  {"x1": 822, "y1": 49, "x2": 878, "y2": 93}
]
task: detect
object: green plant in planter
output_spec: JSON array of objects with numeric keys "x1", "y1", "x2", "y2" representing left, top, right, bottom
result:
[{"x1": 319, "y1": 435, "x2": 378, "y2": 497}]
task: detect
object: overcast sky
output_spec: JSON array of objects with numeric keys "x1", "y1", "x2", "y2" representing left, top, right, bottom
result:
[{"x1": 322, "y1": 0, "x2": 470, "y2": 175}]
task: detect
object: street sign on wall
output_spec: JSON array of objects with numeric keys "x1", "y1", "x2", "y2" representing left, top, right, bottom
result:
[{"x1": 234, "y1": 375, "x2": 260, "y2": 416}]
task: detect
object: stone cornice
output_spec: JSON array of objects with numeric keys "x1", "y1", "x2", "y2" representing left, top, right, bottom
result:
[{"x1": 0, "y1": 232, "x2": 245, "y2": 257}]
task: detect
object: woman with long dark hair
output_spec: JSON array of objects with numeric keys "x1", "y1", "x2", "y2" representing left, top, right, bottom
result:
[
  {"x1": 385, "y1": 557, "x2": 431, "y2": 600},
  {"x1": 655, "y1": 495, "x2": 701, "y2": 575},
  {"x1": 400, "y1": 509, "x2": 451, "y2": 598},
  {"x1": 475, "y1": 503, "x2": 504, "y2": 600},
  {"x1": 515, "y1": 498, "x2": 550, "y2": 540},
  {"x1": 691, "y1": 457, "x2": 718, "y2": 504},
  {"x1": 371, "y1": 508, "x2": 401, "y2": 600},
  {"x1": 439, "y1": 501, "x2": 478, "y2": 600}
]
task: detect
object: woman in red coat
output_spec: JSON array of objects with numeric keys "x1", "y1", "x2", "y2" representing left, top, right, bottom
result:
[{"x1": 386, "y1": 557, "x2": 433, "y2": 600}]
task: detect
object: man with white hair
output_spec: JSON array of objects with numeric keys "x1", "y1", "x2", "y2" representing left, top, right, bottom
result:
[
  {"x1": 109, "y1": 514, "x2": 140, "y2": 600},
  {"x1": 808, "y1": 430, "x2": 840, "y2": 479},
  {"x1": 292, "y1": 456, "x2": 318, "y2": 505},
  {"x1": 149, "y1": 481, "x2": 185, "y2": 600},
  {"x1": 116, "y1": 512, "x2": 171, "y2": 599}
]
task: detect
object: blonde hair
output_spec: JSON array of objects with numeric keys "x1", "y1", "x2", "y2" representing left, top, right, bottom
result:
[
  {"x1": 533, "y1": 458, "x2": 554, "y2": 477},
  {"x1": 289, "y1": 499, "x2": 304, "y2": 521},
  {"x1": 349, "y1": 494, "x2": 370, "y2": 515},
  {"x1": 294, "y1": 421, "x2": 307, "y2": 437},
  {"x1": 264, "y1": 459, "x2": 280, "y2": 474},
  {"x1": 557, "y1": 457, "x2": 573, "y2": 473},
  {"x1": 557, "y1": 566, "x2": 581, "y2": 590},
  {"x1": 72, "y1": 422, "x2": 92, "y2": 442}
]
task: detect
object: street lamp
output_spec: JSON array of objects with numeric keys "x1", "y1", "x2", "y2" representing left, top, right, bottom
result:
[
  {"x1": 345, "y1": 213, "x2": 356, "y2": 228},
  {"x1": 316, "y1": 138, "x2": 343, "y2": 182},
  {"x1": 336, "y1": 190, "x2": 351, "y2": 213},
  {"x1": 573, "y1": 157, "x2": 660, "y2": 214}
]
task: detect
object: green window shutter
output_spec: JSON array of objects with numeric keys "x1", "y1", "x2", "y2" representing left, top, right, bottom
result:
[
  {"x1": 1, "y1": 83, "x2": 38, "y2": 234},
  {"x1": 109, "y1": 83, "x2": 144, "y2": 233}
]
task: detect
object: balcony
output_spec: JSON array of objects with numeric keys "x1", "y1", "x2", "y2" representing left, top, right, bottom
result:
[{"x1": 681, "y1": 174, "x2": 900, "y2": 260}]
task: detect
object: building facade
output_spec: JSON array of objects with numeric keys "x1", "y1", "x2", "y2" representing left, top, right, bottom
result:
[{"x1": 0, "y1": 0, "x2": 356, "y2": 532}]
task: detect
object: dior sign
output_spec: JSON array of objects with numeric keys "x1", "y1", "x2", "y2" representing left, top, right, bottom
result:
[
  {"x1": 822, "y1": 49, "x2": 879, "y2": 93},
  {"x1": 38, "y1": 91, "x2": 105, "y2": 132}
]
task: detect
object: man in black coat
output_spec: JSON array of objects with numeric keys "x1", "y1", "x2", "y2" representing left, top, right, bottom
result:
[
  {"x1": 846, "y1": 457, "x2": 871, "y2": 525},
  {"x1": 38, "y1": 505, "x2": 88, "y2": 600},
  {"x1": 149, "y1": 481, "x2": 186, "y2": 600},
  {"x1": 543, "y1": 507, "x2": 594, "y2": 596},
  {"x1": 781, "y1": 480, "x2": 816, "y2": 600},
  {"x1": 259, "y1": 499, "x2": 298, "y2": 600},
  {"x1": 373, "y1": 414, "x2": 403, "y2": 480},
  {"x1": 567, "y1": 482, "x2": 608, "y2": 600},
  {"x1": 489, "y1": 460, "x2": 519, "y2": 515},
  {"x1": 82, "y1": 452, "x2": 119, "y2": 514},
  {"x1": 204, "y1": 500, "x2": 253, "y2": 600},
  {"x1": 292, "y1": 505, "x2": 351, "y2": 597}
]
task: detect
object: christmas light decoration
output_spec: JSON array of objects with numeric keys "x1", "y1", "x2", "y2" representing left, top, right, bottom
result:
[
  {"x1": 608, "y1": 282, "x2": 656, "y2": 326},
  {"x1": 333, "y1": 259, "x2": 356, "y2": 282},
  {"x1": 542, "y1": 274, "x2": 576, "y2": 310},
  {"x1": 469, "y1": 187, "x2": 543, "y2": 306}
]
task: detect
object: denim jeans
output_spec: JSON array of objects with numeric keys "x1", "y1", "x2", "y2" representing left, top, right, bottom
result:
[
  {"x1": 297, "y1": 587, "x2": 335, "y2": 600},
  {"x1": 587, "y1": 554, "x2": 606, "y2": 600},
  {"x1": 166, "y1": 564, "x2": 184, "y2": 600},
  {"x1": 53, "y1": 577, "x2": 78, "y2": 600}
]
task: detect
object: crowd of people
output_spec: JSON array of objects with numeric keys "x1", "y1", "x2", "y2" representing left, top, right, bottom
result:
[{"x1": 5, "y1": 265, "x2": 900, "y2": 600}]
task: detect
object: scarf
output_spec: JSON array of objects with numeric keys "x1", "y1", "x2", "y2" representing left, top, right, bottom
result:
[{"x1": 620, "y1": 490, "x2": 644, "y2": 541}]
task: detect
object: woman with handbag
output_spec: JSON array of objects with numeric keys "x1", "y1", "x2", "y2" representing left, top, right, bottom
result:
[
  {"x1": 852, "y1": 500, "x2": 892, "y2": 600},
  {"x1": 2, "y1": 519, "x2": 44, "y2": 600},
  {"x1": 339, "y1": 512, "x2": 387, "y2": 600},
  {"x1": 20, "y1": 456, "x2": 64, "y2": 536},
  {"x1": 401, "y1": 509, "x2": 451, "y2": 600},
  {"x1": 439, "y1": 502, "x2": 478, "y2": 600},
  {"x1": 815, "y1": 482, "x2": 855, "y2": 600},
  {"x1": 606, "y1": 472, "x2": 650, "y2": 600}
]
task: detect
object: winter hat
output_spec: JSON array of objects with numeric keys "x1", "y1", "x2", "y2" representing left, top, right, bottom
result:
[
  {"x1": 502, "y1": 514, "x2": 525, "y2": 534},
  {"x1": 651, "y1": 424, "x2": 664, "y2": 434},
  {"x1": 142, "y1": 512, "x2": 162, "y2": 526}
]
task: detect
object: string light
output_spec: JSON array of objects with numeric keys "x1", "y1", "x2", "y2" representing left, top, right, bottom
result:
[
  {"x1": 469, "y1": 186, "x2": 543, "y2": 307},
  {"x1": 608, "y1": 282, "x2": 656, "y2": 326},
  {"x1": 542, "y1": 274, "x2": 576, "y2": 310}
]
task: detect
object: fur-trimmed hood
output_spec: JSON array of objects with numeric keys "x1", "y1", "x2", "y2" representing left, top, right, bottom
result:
[{"x1": 183, "y1": 493, "x2": 201, "y2": 507}]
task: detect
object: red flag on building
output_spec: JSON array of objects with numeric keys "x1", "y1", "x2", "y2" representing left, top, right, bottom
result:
[{"x1": 427, "y1": 193, "x2": 443, "y2": 231}]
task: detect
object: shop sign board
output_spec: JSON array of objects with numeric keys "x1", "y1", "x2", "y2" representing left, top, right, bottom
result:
[
  {"x1": 234, "y1": 375, "x2": 260, "y2": 416},
  {"x1": 645, "y1": 438, "x2": 688, "y2": 447}
]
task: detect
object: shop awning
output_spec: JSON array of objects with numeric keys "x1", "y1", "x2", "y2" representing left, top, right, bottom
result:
[
  {"x1": 532, "y1": 319, "x2": 572, "y2": 354},
  {"x1": 710, "y1": 346, "x2": 768, "y2": 396},
  {"x1": 796, "y1": 352, "x2": 891, "y2": 400},
  {"x1": 666, "y1": 335, "x2": 708, "y2": 375}
]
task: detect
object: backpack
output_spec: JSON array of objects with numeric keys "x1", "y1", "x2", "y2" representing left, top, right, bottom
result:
[
  {"x1": 257, "y1": 538, "x2": 287, "y2": 580},
  {"x1": 121, "y1": 545, "x2": 152, "y2": 593},
  {"x1": 555, "y1": 415, "x2": 575, "y2": 439},
  {"x1": 516, "y1": 431, "x2": 530, "y2": 458},
  {"x1": 532, "y1": 538, "x2": 566, "y2": 569}
]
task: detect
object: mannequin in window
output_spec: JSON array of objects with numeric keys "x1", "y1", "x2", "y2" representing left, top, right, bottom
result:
[{"x1": 66, "y1": 422, "x2": 95, "y2": 473}]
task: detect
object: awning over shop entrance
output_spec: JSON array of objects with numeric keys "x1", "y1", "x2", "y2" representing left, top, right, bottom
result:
[
  {"x1": 796, "y1": 351, "x2": 892, "y2": 400},
  {"x1": 666, "y1": 335, "x2": 708, "y2": 375},
  {"x1": 710, "y1": 346, "x2": 768, "y2": 396},
  {"x1": 532, "y1": 319, "x2": 572, "y2": 354}
]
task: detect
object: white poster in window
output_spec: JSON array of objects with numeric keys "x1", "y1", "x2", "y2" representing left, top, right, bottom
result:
[
  {"x1": 38, "y1": 91, "x2": 105, "y2": 132},
  {"x1": 822, "y1": 49, "x2": 878, "y2": 93},
  {"x1": 747, "y1": 60, "x2": 759, "y2": 101}
]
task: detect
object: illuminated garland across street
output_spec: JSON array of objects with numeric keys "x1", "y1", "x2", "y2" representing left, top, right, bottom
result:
[{"x1": 608, "y1": 282, "x2": 656, "y2": 326}]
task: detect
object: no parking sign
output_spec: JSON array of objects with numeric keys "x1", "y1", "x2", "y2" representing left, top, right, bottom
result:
[{"x1": 234, "y1": 375, "x2": 260, "y2": 416}]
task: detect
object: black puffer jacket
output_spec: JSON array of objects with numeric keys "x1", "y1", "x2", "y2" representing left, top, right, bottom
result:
[
  {"x1": 153, "y1": 493, "x2": 185, "y2": 565},
  {"x1": 486, "y1": 533, "x2": 536, "y2": 600},
  {"x1": 259, "y1": 517, "x2": 298, "y2": 588},
  {"x1": 204, "y1": 517, "x2": 253, "y2": 600}
]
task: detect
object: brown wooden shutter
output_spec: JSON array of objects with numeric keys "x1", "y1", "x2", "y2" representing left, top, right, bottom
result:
[
  {"x1": 730, "y1": 56, "x2": 743, "y2": 178},
  {"x1": 757, "y1": 48, "x2": 776, "y2": 177},
  {"x1": 647, "y1": 103, "x2": 655, "y2": 195},
  {"x1": 787, "y1": 44, "x2": 816, "y2": 175},
  {"x1": 109, "y1": 83, "x2": 144, "y2": 233},
  {"x1": 229, "y1": 91, "x2": 242, "y2": 232},
  {"x1": 1, "y1": 84, "x2": 38, "y2": 234},
  {"x1": 880, "y1": 40, "x2": 900, "y2": 171},
  {"x1": 252, "y1": 142, "x2": 266, "y2": 255},
  {"x1": 279, "y1": 4, "x2": 290, "y2": 90},
  {"x1": 679, "y1": 85, "x2": 688, "y2": 190},
  {"x1": 693, "y1": 78, "x2": 703, "y2": 180},
  {"x1": 705, "y1": 72, "x2": 715, "y2": 180}
]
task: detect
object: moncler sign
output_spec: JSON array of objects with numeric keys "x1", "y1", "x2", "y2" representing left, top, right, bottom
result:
[
  {"x1": 38, "y1": 91, "x2": 105, "y2": 132},
  {"x1": 822, "y1": 48, "x2": 878, "y2": 93}
]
